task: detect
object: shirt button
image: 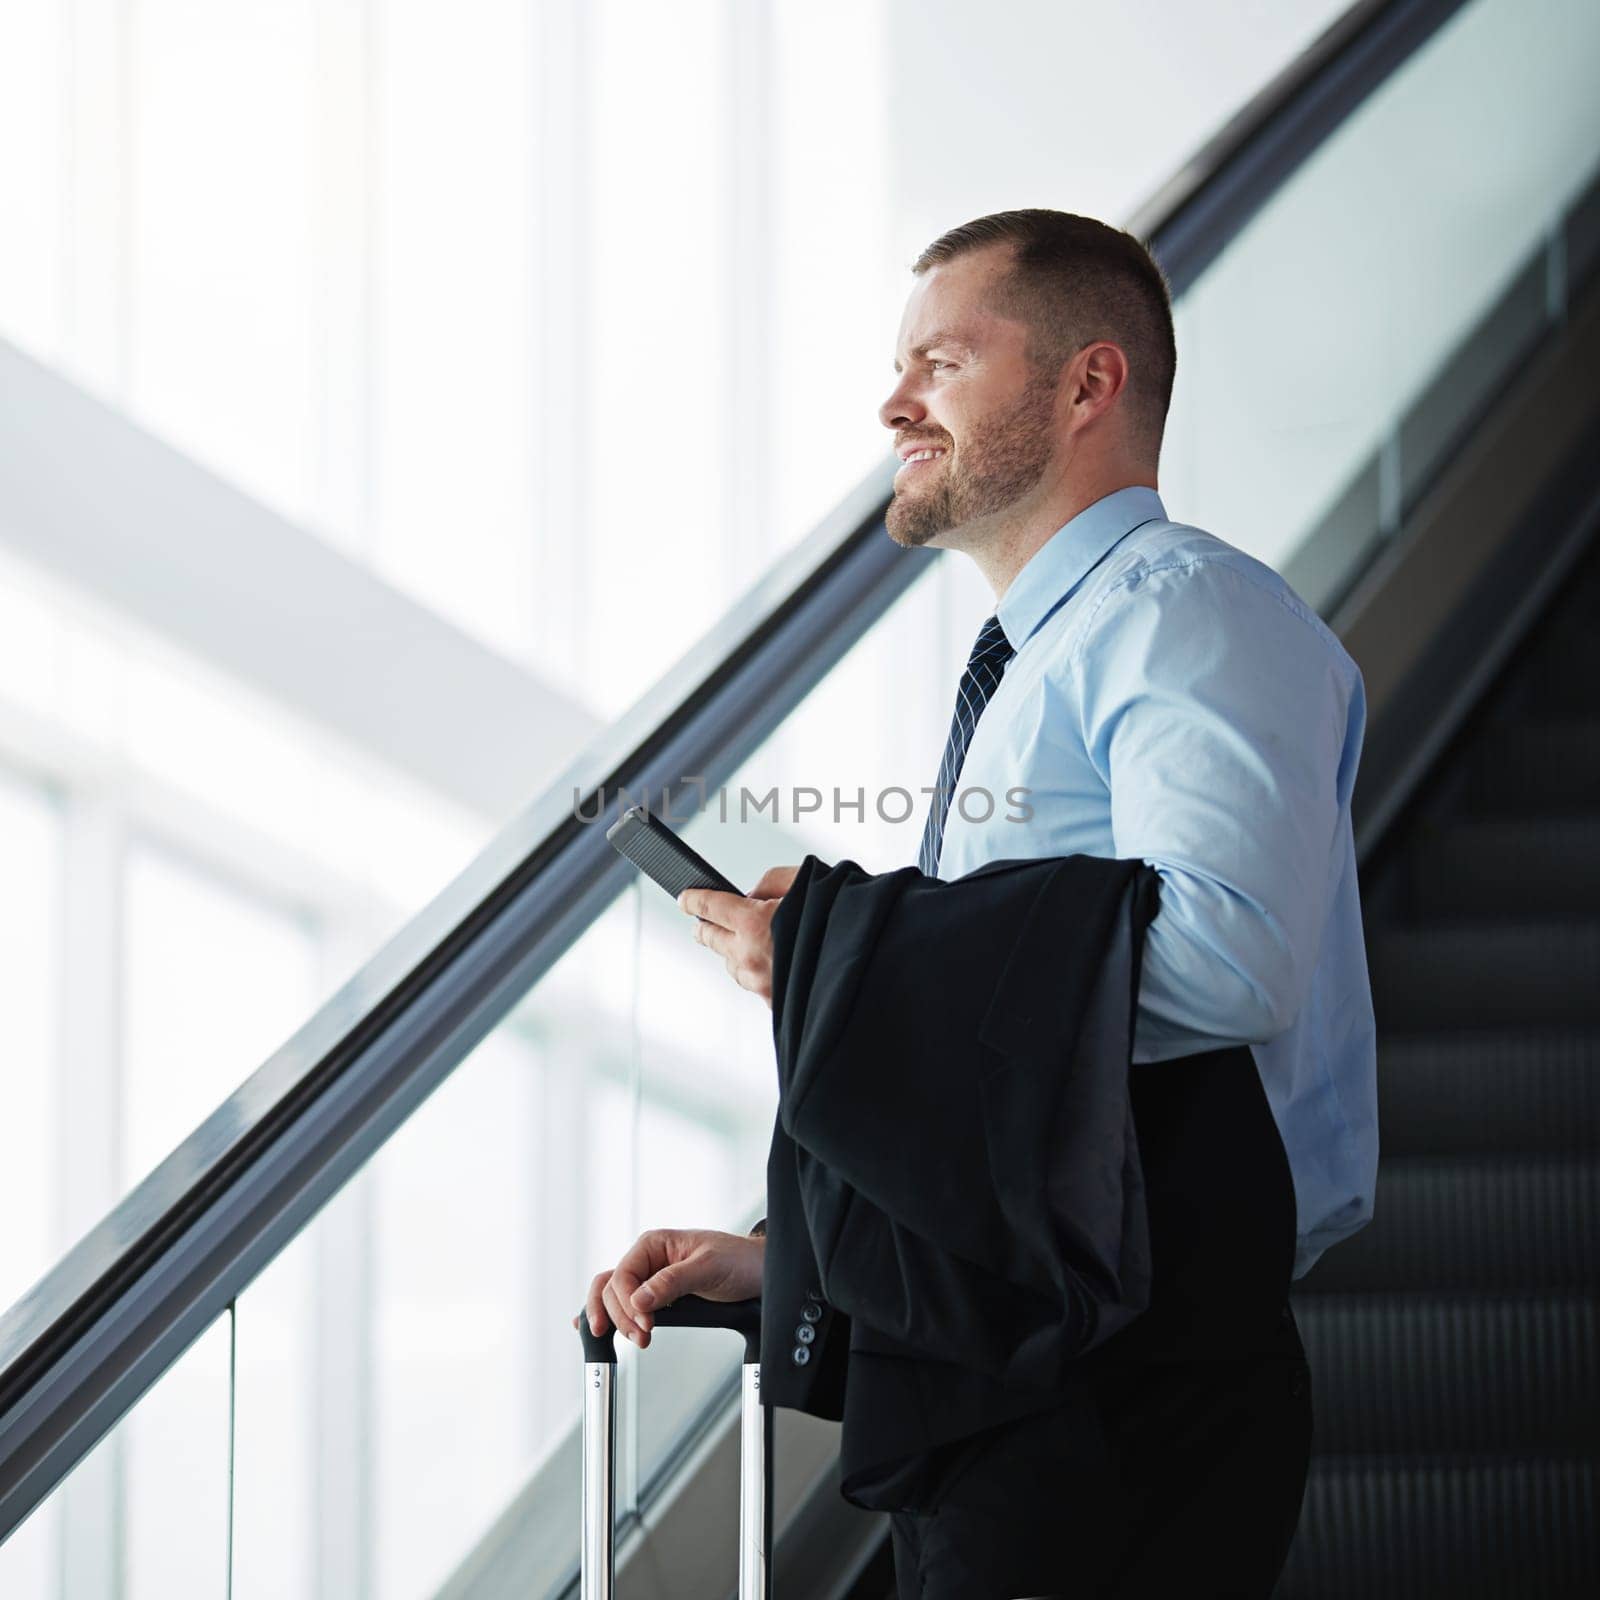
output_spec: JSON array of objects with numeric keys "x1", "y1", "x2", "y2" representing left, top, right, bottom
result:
[
  {"x1": 801, "y1": 1303, "x2": 822, "y2": 1324},
  {"x1": 791, "y1": 1345, "x2": 811, "y2": 1367},
  {"x1": 795, "y1": 1323, "x2": 815, "y2": 1345}
]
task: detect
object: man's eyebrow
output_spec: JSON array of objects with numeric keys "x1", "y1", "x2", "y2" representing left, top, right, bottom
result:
[{"x1": 893, "y1": 332, "x2": 973, "y2": 373}]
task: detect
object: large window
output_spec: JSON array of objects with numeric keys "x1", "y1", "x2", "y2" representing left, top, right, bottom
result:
[
  {"x1": 0, "y1": 0, "x2": 896, "y2": 722},
  {"x1": 122, "y1": 841, "x2": 321, "y2": 1192},
  {"x1": 0, "y1": 771, "x2": 62, "y2": 1317}
]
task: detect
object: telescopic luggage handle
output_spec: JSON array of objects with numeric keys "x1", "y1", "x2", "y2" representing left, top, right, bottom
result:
[{"x1": 577, "y1": 1295, "x2": 770, "y2": 1600}]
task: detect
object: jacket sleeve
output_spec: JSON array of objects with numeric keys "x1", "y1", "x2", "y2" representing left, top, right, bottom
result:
[{"x1": 1073, "y1": 557, "x2": 1356, "y2": 1052}]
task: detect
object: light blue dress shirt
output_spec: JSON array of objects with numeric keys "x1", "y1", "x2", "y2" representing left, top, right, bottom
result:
[{"x1": 936, "y1": 485, "x2": 1378, "y2": 1281}]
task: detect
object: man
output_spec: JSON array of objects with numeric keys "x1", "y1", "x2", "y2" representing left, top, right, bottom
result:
[{"x1": 579, "y1": 209, "x2": 1378, "y2": 1596}]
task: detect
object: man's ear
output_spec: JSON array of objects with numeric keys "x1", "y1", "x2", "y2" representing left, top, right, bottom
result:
[{"x1": 1080, "y1": 341, "x2": 1130, "y2": 413}]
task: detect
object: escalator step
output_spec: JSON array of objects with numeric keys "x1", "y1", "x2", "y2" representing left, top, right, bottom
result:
[
  {"x1": 1369, "y1": 920, "x2": 1600, "y2": 1030},
  {"x1": 1508, "y1": 633, "x2": 1600, "y2": 717},
  {"x1": 1291, "y1": 1291, "x2": 1598, "y2": 1453},
  {"x1": 1459, "y1": 718, "x2": 1600, "y2": 815},
  {"x1": 1277, "y1": 1454, "x2": 1598, "y2": 1598},
  {"x1": 1299, "y1": 1157, "x2": 1597, "y2": 1293},
  {"x1": 1376, "y1": 1028, "x2": 1600, "y2": 1156},
  {"x1": 1488, "y1": 556, "x2": 1600, "y2": 718},
  {"x1": 1406, "y1": 816, "x2": 1600, "y2": 918}
]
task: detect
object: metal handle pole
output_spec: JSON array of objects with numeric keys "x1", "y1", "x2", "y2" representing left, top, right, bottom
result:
[
  {"x1": 738, "y1": 1359, "x2": 772, "y2": 1600},
  {"x1": 577, "y1": 1316, "x2": 618, "y2": 1600}
]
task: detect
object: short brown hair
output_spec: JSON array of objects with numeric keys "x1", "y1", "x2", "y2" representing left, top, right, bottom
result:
[{"x1": 913, "y1": 209, "x2": 1176, "y2": 456}]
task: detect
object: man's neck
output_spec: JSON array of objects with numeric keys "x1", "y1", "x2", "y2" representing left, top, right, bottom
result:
[{"x1": 967, "y1": 468, "x2": 1158, "y2": 600}]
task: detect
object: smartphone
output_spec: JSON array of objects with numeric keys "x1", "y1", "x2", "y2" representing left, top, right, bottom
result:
[{"x1": 605, "y1": 804, "x2": 743, "y2": 901}]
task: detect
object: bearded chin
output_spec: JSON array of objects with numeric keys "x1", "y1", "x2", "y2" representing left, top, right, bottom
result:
[
  {"x1": 886, "y1": 460, "x2": 1032, "y2": 548},
  {"x1": 886, "y1": 480, "x2": 957, "y2": 547}
]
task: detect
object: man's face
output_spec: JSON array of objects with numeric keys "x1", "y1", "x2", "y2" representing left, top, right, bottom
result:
[{"x1": 879, "y1": 244, "x2": 1061, "y2": 549}]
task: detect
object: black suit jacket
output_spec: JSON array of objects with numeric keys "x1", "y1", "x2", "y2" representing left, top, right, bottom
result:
[{"x1": 756, "y1": 851, "x2": 1164, "y2": 1510}]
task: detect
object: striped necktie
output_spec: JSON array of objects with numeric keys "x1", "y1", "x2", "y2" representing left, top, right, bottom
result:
[{"x1": 918, "y1": 613, "x2": 1016, "y2": 877}]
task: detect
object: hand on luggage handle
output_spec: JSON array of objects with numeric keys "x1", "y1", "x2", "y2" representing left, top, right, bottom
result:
[{"x1": 577, "y1": 1294, "x2": 762, "y2": 1363}]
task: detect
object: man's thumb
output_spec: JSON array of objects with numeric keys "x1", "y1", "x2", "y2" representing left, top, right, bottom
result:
[
  {"x1": 751, "y1": 864, "x2": 798, "y2": 900},
  {"x1": 634, "y1": 1268, "x2": 679, "y2": 1311}
]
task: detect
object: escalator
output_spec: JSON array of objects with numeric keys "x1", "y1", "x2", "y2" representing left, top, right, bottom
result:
[
  {"x1": 1279, "y1": 496, "x2": 1600, "y2": 1598},
  {"x1": 2, "y1": 0, "x2": 1597, "y2": 1595}
]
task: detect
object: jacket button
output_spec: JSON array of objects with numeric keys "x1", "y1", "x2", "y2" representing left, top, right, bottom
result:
[
  {"x1": 1290, "y1": 1365, "x2": 1308, "y2": 1399},
  {"x1": 801, "y1": 1303, "x2": 822, "y2": 1324},
  {"x1": 791, "y1": 1345, "x2": 811, "y2": 1367},
  {"x1": 795, "y1": 1323, "x2": 815, "y2": 1345}
]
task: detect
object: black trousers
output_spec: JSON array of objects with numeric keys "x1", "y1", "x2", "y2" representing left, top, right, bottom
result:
[
  {"x1": 888, "y1": 1303, "x2": 1313, "y2": 1598},
  {"x1": 891, "y1": 1043, "x2": 1312, "y2": 1598}
]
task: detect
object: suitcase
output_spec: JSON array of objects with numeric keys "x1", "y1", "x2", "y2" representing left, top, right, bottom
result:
[{"x1": 577, "y1": 1294, "x2": 770, "y2": 1599}]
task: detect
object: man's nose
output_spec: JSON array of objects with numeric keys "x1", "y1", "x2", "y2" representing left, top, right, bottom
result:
[{"x1": 879, "y1": 378, "x2": 925, "y2": 432}]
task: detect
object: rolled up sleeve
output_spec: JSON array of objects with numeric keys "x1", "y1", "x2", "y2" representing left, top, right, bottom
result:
[{"x1": 1073, "y1": 558, "x2": 1349, "y2": 1053}]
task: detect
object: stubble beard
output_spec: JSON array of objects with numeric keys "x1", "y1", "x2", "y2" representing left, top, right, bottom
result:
[{"x1": 886, "y1": 368, "x2": 1060, "y2": 549}]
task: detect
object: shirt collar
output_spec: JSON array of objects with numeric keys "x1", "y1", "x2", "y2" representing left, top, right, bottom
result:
[{"x1": 996, "y1": 485, "x2": 1167, "y2": 650}]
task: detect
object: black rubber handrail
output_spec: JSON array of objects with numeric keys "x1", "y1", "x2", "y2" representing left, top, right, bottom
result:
[{"x1": 0, "y1": 0, "x2": 1469, "y2": 1545}]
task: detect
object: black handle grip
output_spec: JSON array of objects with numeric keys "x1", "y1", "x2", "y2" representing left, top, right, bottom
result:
[{"x1": 576, "y1": 1294, "x2": 762, "y2": 1364}]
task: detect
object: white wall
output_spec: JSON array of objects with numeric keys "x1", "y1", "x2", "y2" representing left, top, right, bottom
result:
[{"x1": 881, "y1": 0, "x2": 1351, "y2": 269}]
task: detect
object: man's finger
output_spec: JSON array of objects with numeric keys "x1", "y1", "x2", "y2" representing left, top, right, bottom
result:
[
  {"x1": 695, "y1": 921, "x2": 739, "y2": 962},
  {"x1": 733, "y1": 965, "x2": 770, "y2": 1000},
  {"x1": 634, "y1": 1262, "x2": 683, "y2": 1312},
  {"x1": 602, "y1": 1278, "x2": 645, "y2": 1347},
  {"x1": 678, "y1": 887, "x2": 746, "y2": 929},
  {"x1": 611, "y1": 1263, "x2": 648, "y2": 1330},
  {"x1": 585, "y1": 1270, "x2": 611, "y2": 1336}
]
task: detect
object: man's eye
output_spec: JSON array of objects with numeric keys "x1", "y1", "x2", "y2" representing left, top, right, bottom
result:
[{"x1": 930, "y1": 360, "x2": 955, "y2": 371}]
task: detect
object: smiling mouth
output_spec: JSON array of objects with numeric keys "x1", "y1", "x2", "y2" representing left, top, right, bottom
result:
[{"x1": 896, "y1": 447, "x2": 948, "y2": 477}]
